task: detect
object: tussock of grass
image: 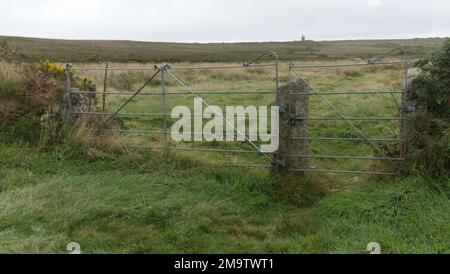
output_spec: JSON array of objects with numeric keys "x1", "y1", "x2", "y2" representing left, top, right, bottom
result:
[
  {"x1": 0, "y1": 61, "x2": 24, "y2": 100},
  {"x1": 312, "y1": 176, "x2": 450, "y2": 253}
]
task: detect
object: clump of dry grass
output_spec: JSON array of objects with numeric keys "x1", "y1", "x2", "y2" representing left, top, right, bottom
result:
[
  {"x1": 0, "y1": 61, "x2": 27, "y2": 128},
  {"x1": 0, "y1": 61, "x2": 23, "y2": 84},
  {"x1": 60, "y1": 116, "x2": 144, "y2": 161}
]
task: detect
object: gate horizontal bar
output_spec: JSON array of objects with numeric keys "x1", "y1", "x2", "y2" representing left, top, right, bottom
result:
[
  {"x1": 70, "y1": 63, "x2": 276, "y2": 71},
  {"x1": 76, "y1": 112, "x2": 167, "y2": 117},
  {"x1": 291, "y1": 137, "x2": 403, "y2": 142},
  {"x1": 290, "y1": 61, "x2": 407, "y2": 69},
  {"x1": 170, "y1": 63, "x2": 276, "y2": 70},
  {"x1": 289, "y1": 155, "x2": 404, "y2": 161},
  {"x1": 93, "y1": 128, "x2": 165, "y2": 134},
  {"x1": 128, "y1": 145, "x2": 276, "y2": 155},
  {"x1": 69, "y1": 90, "x2": 275, "y2": 96},
  {"x1": 289, "y1": 91, "x2": 404, "y2": 95},
  {"x1": 75, "y1": 112, "x2": 272, "y2": 118},
  {"x1": 289, "y1": 168, "x2": 399, "y2": 176},
  {"x1": 70, "y1": 68, "x2": 158, "y2": 71},
  {"x1": 292, "y1": 116, "x2": 404, "y2": 121},
  {"x1": 215, "y1": 164, "x2": 273, "y2": 168},
  {"x1": 92, "y1": 128, "x2": 275, "y2": 137}
]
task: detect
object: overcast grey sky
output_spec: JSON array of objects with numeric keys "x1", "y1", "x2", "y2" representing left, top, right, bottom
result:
[{"x1": 1, "y1": 0, "x2": 449, "y2": 42}]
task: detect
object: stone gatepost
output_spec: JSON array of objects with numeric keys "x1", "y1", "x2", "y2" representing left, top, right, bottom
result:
[
  {"x1": 403, "y1": 67, "x2": 427, "y2": 141},
  {"x1": 402, "y1": 67, "x2": 429, "y2": 171},
  {"x1": 61, "y1": 88, "x2": 89, "y2": 123},
  {"x1": 275, "y1": 78, "x2": 310, "y2": 172},
  {"x1": 88, "y1": 84, "x2": 97, "y2": 106}
]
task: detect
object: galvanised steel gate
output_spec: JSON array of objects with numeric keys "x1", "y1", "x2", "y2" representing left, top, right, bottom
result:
[
  {"x1": 287, "y1": 57, "x2": 408, "y2": 176},
  {"x1": 65, "y1": 50, "x2": 408, "y2": 176},
  {"x1": 65, "y1": 52, "x2": 280, "y2": 168}
]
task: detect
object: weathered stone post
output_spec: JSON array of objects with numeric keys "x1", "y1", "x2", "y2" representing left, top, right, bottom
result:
[
  {"x1": 88, "y1": 84, "x2": 97, "y2": 106},
  {"x1": 61, "y1": 89, "x2": 89, "y2": 123},
  {"x1": 402, "y1": 67, "x2": 428, "y2": 171},
  {"x1": 404, "y1": 68, "x2": 425, "y2": 138},
  {"x1": 275, "y1": 78, "x2": 310, "y2": 172}
]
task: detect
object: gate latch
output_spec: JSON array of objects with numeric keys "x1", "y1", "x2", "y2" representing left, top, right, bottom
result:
[{"x1": 279, "y1": 105, "x2": 289, "y2": 114}]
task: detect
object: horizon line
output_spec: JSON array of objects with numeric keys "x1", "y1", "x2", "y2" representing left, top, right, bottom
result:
[{"x1": 1, "y1": 34, "x2": 448, "y2": 44}]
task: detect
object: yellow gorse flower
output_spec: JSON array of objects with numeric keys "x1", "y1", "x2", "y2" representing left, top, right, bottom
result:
[{"x1": 39, "y1": 60, "x2": 67, "y2": 77}]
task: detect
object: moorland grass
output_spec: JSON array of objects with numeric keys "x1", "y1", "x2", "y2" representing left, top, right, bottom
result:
[
  {"x1": 0, "y1": 141, "x2": 448, "y2": 253},
  {"x1": 0, "y1": 36, "x2": 446, "y2": 63}
]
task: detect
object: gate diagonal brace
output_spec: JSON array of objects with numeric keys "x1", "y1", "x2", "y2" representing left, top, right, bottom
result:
[
  {"x1": 292, "y1": 71, "x2": 402, "y2": 171},
  {"x1": 155, "y1": 64, "x2": 171, "y2": 71},
  {"x1": 163, "y1": 68, "x2": 275, "y2": 163}
]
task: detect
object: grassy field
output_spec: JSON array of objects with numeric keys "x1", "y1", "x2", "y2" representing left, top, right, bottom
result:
[
  {"x1": 0, "y1": 141, "x2": 448, "y2": 253},
  {"x1": 0, "y1": 40, "x2": 449, "y2": 253},
  {"x1": 0, "y1": 35, "x2": 447, "y2": 63}
]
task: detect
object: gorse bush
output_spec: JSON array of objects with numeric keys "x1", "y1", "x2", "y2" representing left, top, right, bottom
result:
[
  {"x1": 38, "y1": 60, "x2": 68, "y2": 80},
  {"x1": 416, "y1": 39, "x2": 450, "y2": 119},
  {"x1": 409, "y1": 40, "x2": 450, "y2": 176},
  {"x1": 0, "y1": 60, "x2": 68, "y2": 144},
  {"x1": 22, "y1": 64, "x2": 66, "y2": 115}
]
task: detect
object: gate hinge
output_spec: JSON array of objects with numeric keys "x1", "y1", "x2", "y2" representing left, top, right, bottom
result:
[
  {"x1": 403, "y1": 104, "x2": 416, "y2": 113},
  {"x1": 279, "y1": 105, "x2": 289, "y2": 114},
  {"x1": 275, "y1": 160, "x2": 286, "y2": 168}
]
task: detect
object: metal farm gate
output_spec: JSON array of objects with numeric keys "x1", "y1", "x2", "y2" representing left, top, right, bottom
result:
[
  {"x1": 66, "y1": 52, "x2": 280, "y2": 168},
  {"x1": 287, "y1": 59, "x2": 408, "y2": 176},
  {"x1": 64, "y1": 50, "x2": 408, "y2": 176}
]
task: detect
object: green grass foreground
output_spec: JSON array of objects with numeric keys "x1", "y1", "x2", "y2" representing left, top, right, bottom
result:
[{"x1": 0, "y1": 141, "x2": 448, "y2": 253}]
